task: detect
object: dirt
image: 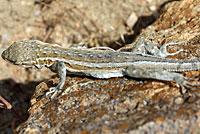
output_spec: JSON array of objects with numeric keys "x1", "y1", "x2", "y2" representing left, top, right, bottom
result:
[{"x1": 0, "y1": 0, "x2": 196, "y2": 133}]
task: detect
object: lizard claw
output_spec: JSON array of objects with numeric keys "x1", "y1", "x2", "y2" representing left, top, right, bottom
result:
[
  {"x1": 46, "y1": 87, "x2": 63, "y2": 99},
  {"x1": 45, "y1": 87, "x2": 57, "y2": 99},
  {"x1": 176, "y1": 76, "x2": 200, "y2": 93}
]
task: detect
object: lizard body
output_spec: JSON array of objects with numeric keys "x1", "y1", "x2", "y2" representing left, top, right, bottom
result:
[{"x1": 2, "y1": 39, "x2": 200, "y2": 97}]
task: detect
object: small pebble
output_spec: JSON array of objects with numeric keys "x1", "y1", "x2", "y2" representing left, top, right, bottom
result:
[
  {"x1": 175, "y1": 97, "x2": 184, "y2": 104},
  {"x1": 126, "y1": 12, "x2": 138, "y2": 28}
]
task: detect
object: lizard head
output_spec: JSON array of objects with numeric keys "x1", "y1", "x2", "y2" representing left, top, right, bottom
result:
[{"x1": 1, "y1": 41, "x2": 35, "y2": 68}]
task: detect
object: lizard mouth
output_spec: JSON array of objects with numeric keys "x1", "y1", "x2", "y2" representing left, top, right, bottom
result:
[
  {"x1": 2, "y1": 55, "x2": 21, "y2": 66},
  {"x1": 1, "y1": 50, "x2": 7, "y2": 60},
  {"x1": 1, "y1": 49, "x2": 22, "y2": 65}
]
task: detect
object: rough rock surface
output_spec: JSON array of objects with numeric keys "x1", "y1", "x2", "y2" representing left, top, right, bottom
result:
[
  {"x1": 1, "y1": 0, "x2": 200, "y2": 133},
  {"x1": 1, "y1": 0, "x2": 161, "y2": 133},
  {"x1": 15, "y1": 0, "x2": 200, "y2": 133}
]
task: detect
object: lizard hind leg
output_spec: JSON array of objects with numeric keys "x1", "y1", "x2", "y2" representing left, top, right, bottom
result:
[
  {"x1": 143, "y1": 40, "x2": 184, "y2": 58},
  {"x1": 159, "y1": 41, "x2": 184, "y2": 57},
  {"x1": 125, "y1": 65, "x2": 200, "y2": 92},
  {"x1": 125, "y1": 38, "x2": 185, "y2": 57}
]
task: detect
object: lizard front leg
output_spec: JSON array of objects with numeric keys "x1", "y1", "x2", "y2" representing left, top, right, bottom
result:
[
  {"x1": 124, "y1": 65, "x2": 200, "y2": 92},
  {"x1": 46, "y1": 61, "x2": 66, "y2": 99}
]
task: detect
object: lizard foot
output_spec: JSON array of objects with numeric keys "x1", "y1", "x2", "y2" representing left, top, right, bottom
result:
[
  {"x1": 45, "y1": 87, "x2": 60, "y2": 100},
  {"x1": 159, "y1": 41, "x2": 184, "y2": 57},
  {"x1": 140, "y1": 39, "x2": 185, "y2": 57},
  {"x1": 175, "y1": 76, "x2": 200, "y2": 93}
]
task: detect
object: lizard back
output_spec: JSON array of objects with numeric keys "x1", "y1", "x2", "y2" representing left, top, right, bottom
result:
[{"x1": 2, "y1": 40, "x2": 200, "y2": 72}]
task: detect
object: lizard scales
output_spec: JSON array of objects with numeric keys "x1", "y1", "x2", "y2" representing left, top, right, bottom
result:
[
  {"x1": 1, "y1": 40, "x2": 200, "y2": 76},
  {"x1": 1, "y1": 39, "x2": 200, "y2": 98}
]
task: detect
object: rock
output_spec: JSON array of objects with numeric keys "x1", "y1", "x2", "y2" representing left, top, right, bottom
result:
[{"x1": 15, "y1": 0, "x2": 200, "y2": 133}]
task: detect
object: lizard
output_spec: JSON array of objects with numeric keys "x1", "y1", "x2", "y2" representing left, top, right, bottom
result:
[{"x1": 1, "y1": 39, "x2": 200, "y2": 98}]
